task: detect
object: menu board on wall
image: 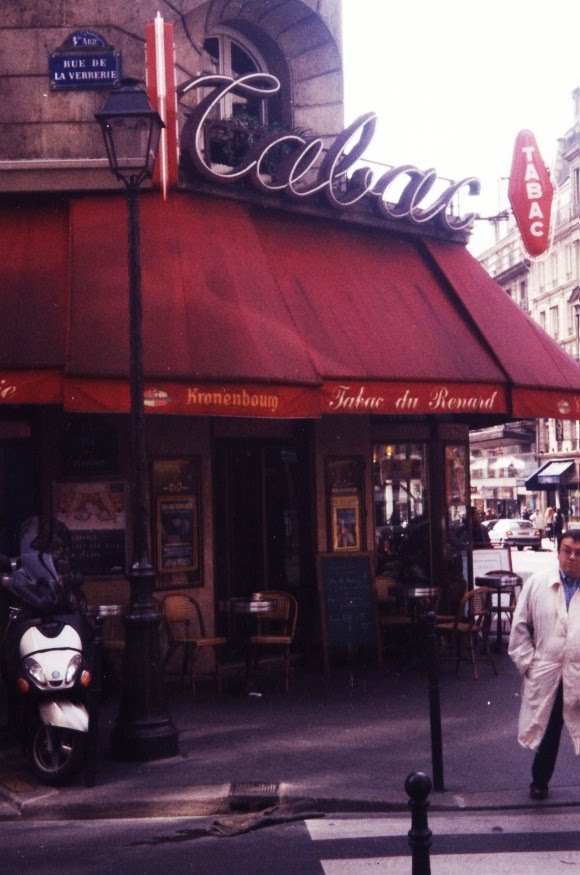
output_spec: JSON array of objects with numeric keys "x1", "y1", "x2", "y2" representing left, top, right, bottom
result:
[
  {"x1": 53, "y1": 480, "x2": 127, "y2": 576},
  {"x1": 61, "y1": 417, "x2": 118, "y2": 476}
]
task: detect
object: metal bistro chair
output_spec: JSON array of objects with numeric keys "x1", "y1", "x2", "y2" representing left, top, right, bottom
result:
[
  {"x1": 247, "y1": 591, "x2": 298, "y2": 692},
  {"x1": 162, "y1": 595, "x2": 227, "y2": 694},
  {"x1": 435, "y1": 586, "x2": 498, "y2": 680}
]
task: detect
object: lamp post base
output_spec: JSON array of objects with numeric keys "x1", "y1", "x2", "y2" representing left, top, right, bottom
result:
[
  {"x1": 111, "y1": 567, "x2": 179, "y2": 762},
  {"x1": 111, "y1": 715, "x2": 179, "y2": 762}
]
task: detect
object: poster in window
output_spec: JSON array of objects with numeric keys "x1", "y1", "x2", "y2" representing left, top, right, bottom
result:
[
  {"x1": 331, "y1": 494, "x2": 361, "y2": 552},
  {"x1": 53, "y1": 480, "x2": 127, "y2": 576},
  {"x1": 157, "y1": 496, "x2": 198, "y2": 573},
  {"x1": 152, "y1": 457, "x2": 202, "y2": 586},
  {"x1": 445, "y1": 445, "x2": 468, "y2": 507}
]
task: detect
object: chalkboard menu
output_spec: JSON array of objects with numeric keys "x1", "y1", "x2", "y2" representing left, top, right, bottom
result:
[
  {"x1": 61, "y1": 417, "x2": 118, "y2": 476},
  {"x1": 318, "y1": 552, "x2": 379, "y2": 672}
]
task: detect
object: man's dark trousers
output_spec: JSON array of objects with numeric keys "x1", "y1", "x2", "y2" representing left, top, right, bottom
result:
[{"x1": 532, "y1": 681, "x2": 564, "y2": 787}]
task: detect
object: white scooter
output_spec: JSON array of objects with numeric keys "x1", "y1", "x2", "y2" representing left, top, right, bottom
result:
[{"x1": 1, "y1": 519, "x2": 93, "y2": 785}]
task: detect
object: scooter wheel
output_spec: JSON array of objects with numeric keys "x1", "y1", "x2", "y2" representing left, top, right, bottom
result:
[{"x1": 31, "y1": 723, "x2": 85, "y2": 786}]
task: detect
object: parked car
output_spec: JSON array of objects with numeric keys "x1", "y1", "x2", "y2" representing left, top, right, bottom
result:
[{"x1": 487, "y1": 518, "x2": 542, "y2": 551}]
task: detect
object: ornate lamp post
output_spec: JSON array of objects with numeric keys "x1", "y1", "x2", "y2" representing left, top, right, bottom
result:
[{"x1": 95, "y1": 79, "x2": 178, "y2": 760}]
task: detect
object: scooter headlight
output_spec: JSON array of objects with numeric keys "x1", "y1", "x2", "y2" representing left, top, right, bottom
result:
[
  {"x1": 66, "y1": 652, "x2": 82, "y2": 684},
  {"x1": 23, "y1": 657, "x2": 48, "y2": 688}
]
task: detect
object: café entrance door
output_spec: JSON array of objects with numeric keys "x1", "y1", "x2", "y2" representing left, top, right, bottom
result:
[{"x1": 214, "y1": 440, "x2": 304, "y2": 603}]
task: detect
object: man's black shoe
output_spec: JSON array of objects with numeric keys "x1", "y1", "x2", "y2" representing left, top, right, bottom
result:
[{"x1": 530, "y1": 783, "x2": 549, "y2": 800}]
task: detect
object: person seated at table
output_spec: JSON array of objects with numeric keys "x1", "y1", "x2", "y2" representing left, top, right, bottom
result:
[{"x1": 458, "y1": 506, "x2": 490, "y2": 548}]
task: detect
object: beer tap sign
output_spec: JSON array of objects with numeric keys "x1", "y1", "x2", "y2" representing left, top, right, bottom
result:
[{"x1": 508, "y1": 129, "x2": 553, "y2": 257}]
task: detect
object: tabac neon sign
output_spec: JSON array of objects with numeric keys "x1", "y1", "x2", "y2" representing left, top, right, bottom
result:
[
  {"x1": 179, "y1": 74, "x2": 479, "y2": 233},
  {"x1": 508, "y1": 130, "x2": 553, "y2": 257}
]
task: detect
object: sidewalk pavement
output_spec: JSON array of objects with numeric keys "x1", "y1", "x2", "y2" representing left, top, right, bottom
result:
[{"x1": 1, "y1": 650, "x2": 579, "y2": 821}]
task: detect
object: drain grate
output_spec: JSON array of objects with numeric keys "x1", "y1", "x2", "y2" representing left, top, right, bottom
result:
[{"x1": 228, "y1": 781, "x2": 280, "y2": 811}]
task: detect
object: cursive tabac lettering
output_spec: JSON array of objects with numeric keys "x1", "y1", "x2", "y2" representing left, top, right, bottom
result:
[{"x1": 180, "y1": 74, "x2": 479, "y2": 233}]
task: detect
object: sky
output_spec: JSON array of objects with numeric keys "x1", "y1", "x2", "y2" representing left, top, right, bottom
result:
[{"x1": 341, "y1": 0, "x2": 580, "y2": 255}]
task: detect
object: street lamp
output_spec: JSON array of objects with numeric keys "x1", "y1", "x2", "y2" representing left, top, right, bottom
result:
[{"x1": 95, "y1": 79, "x2": 178, "y2": 761}]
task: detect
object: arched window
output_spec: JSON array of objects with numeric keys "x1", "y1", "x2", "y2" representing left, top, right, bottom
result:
[
  {"x1": 201, "y1": 30, "x2": 275, "y2": 123},
  {"x1": 178, "y1": 26, "x2": 289, "y2": 177}
]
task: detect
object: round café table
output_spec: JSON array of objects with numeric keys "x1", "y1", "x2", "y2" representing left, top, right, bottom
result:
[{"x1": 220, "y1": 595, "x2": 278, "y2": 695}]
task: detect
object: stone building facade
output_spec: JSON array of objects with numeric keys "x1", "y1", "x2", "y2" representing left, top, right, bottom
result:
[
  {"x1": 1, "y1": 1, "x2": 344, "y2": 189},
  {"x1": 1, "y1": 1, "x2": 578, "y2": 681}
]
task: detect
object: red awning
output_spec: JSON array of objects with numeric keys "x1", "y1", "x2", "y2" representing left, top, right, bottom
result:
[
  {"x1": 0, "y1": 200, "x2": 67, "y2": 404},
  {"x1": 67, "y1": 194, "x2": 320, "y2": 386},
  {"x1": 65, "y1": 192, "x2": 513, "y2": 417},
  {"x1": 2, "y1": 191, "x2": 579, "y2": 419},
  {"x1": 425, "y1": 239, "x2": 580, "y2": 419}
]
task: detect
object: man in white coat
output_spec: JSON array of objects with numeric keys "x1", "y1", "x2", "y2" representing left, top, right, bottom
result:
[{"x1": 508, "y1": 529, "x2": 580, "y2": 800}]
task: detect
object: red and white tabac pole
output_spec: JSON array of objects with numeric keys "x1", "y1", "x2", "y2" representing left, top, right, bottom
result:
[{"x1": 146, "y1": 13, "x2": 178, "y2": 198}]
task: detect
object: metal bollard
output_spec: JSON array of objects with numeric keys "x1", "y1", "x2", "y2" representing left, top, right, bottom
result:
[
  {"x1": 405, "y1": 771, "x2": 433, "y2": 875},
  {"x1": 426, "y1": 611, "x2": 444, "y2": 791}
]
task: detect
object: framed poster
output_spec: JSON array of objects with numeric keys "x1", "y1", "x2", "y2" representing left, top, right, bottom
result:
[
  {"x1": 157, "y1": 496, "x2": 198, "y2": 573},
  {"x1": 325, "y1": 455, "x2": 363, "y2": 494},
  {"x1": 151, "y1": 457, "x2": 202, "y2": 587},
  {"x1": 325, "y1": 455, "x2": 365, "y2": 553},
  {"x1": 331, "y1": 494, "x2": 361, "y2": 552},
  {"x1": 53, "y1": 480, "x2": 127, "y2": 576},
  {"x1": 152, "y1": 457, "x2": 196, "y2": 497}
]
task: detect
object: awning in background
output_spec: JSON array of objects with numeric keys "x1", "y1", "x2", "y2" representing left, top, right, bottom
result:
[
  {"x1": 2, "y1": 191, "x2": 580, "y2": 419},
  {"x1": 489, "y1": 455, "x2": 526, "y2": 470},
  {"x1": 470, "y1": 458, "x2": 488, "y2": 471},
  {"x1": 526, "y1": 460, "x2": 576, "y2": 490}
]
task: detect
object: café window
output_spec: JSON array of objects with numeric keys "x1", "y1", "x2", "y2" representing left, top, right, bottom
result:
[
  {"x1": 373, "y1": 443, "x2": 430, "y2": 584},
  {"x1": 550, "y1": 305, "x2": 560, "y2": 339}
]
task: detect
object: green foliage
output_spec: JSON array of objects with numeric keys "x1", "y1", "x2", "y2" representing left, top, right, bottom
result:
[{"x1": 208, "y1": 111, "x2": 309, "y2": 176}]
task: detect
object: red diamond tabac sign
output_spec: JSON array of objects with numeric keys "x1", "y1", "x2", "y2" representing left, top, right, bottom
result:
[{"x1": 508, "y1": 130, "x2": 553, "y2": 257}]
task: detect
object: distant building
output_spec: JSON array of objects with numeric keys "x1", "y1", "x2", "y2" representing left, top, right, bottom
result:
[
  {"x1": 470, "y1": 422, "x2": 536, "y2": 519},
  {"x1": 476, "y1": 89, "x2": 580, "y2": 521}
]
